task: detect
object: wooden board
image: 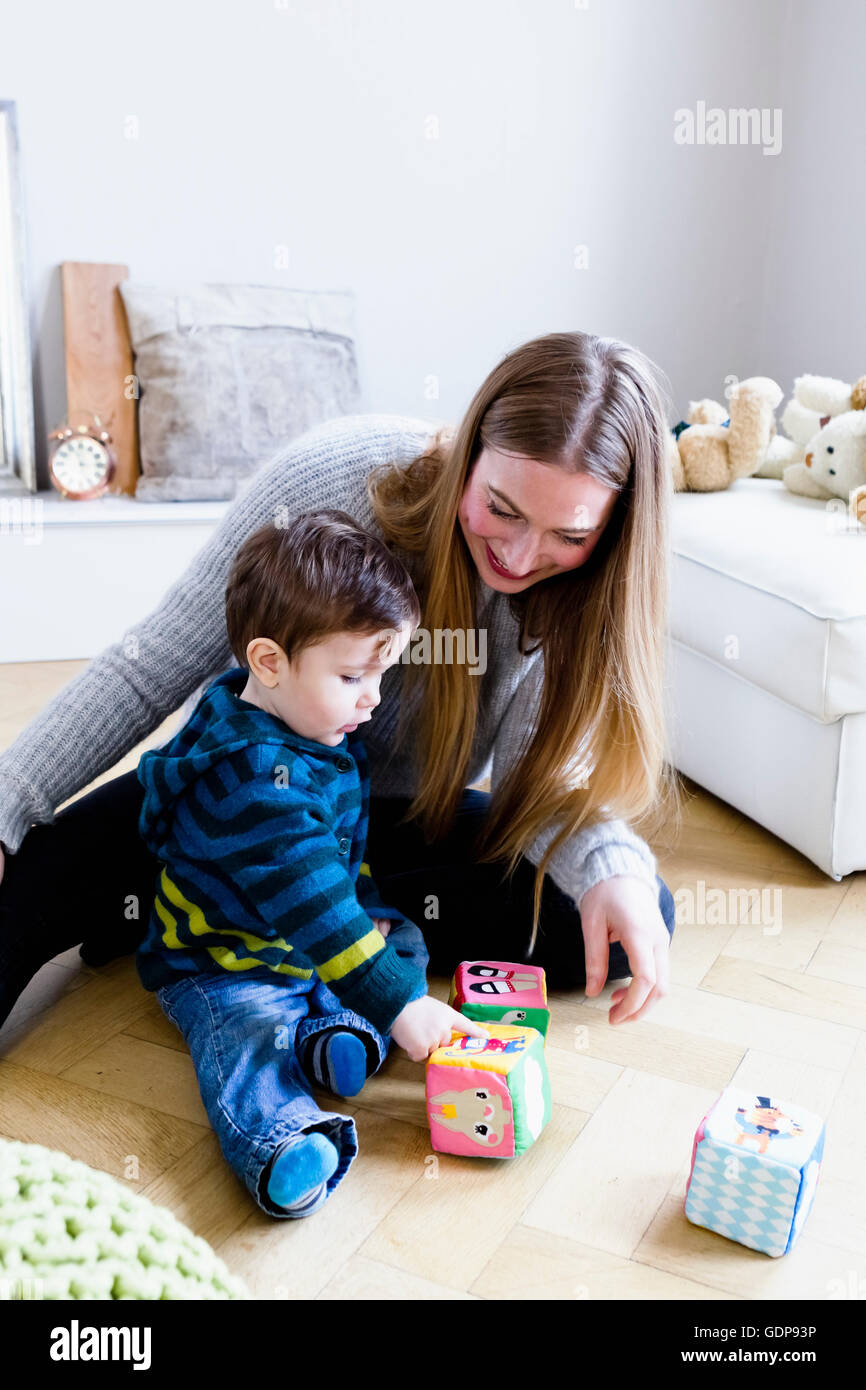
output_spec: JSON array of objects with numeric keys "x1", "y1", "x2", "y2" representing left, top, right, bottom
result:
[{"x1": 60, "y1": 262, "x2": 139, "y2": 495}]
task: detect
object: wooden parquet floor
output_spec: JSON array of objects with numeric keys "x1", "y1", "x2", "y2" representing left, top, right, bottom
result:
[{"x1": 0, "y1": 660, "x2": 863, "y2": 1300}]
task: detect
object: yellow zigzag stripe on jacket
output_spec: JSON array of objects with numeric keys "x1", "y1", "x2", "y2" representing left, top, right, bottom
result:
[{"x1": 155, "y1": 868, "x2": 313, "y2": 979}]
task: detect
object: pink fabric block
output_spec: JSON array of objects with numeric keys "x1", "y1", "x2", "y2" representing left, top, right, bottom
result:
[
  {"x1": 454, "y1": 961, "x2": 546, "y2": 1011},
  {"x1": 426, "y1": 1062, "x2": 515, "y2": 1157}
]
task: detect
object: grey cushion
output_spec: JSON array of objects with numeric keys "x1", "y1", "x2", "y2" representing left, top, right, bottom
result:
[{"x1": 119, "y1": 283, "x2": 361, "y2": 501}]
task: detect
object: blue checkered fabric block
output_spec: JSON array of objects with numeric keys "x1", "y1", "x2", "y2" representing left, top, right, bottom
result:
[{"x1": 684, "y1": 1086, "x2": 825, "y2": 1257}]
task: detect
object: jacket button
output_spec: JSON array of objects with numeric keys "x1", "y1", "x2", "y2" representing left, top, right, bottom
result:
[
  {"x1": 335, "y1": 756, "x2": 352, "y2": 772},
  {"x1": 338, "y1": 837, "x2": 350, "y2": 855}
]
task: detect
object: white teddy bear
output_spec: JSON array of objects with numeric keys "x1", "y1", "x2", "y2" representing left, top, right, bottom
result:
[
  {"x1": 755, "y1": 374, "x2": 862, "y2": 477},
  {"x1": 753, "y1": 373, "x2": 866, "y2": 520},
  {"x1": 784, "y1": 407, "x2": 866, "y2": 505}
]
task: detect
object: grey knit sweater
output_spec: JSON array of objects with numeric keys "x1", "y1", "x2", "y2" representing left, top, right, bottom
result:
[{"x1": 0, "y1": 412, "x2": 658, "y2": 907}]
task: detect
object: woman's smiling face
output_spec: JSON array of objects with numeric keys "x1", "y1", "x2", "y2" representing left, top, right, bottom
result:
[{"x1": 457, "y1": 445, "x2": 620, "y2": 592}]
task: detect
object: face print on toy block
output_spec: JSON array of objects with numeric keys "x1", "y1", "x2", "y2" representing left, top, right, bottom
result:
[
  {"x1": 427, "y1": 1075, "x2": 513, "y2": 1153},
  {"x1": 426, "y1": 1024, "x2": 551, "y2": 1158},
  {"x1": 448, "y1": 961, "x2": 550, "y2": 1038},
  {"x1": 684, "y1": 1087, "x2": 826, "y2": 1257},
  {"x1": 734, "y1": 1098, "x2": 804, "y2": 1154}
]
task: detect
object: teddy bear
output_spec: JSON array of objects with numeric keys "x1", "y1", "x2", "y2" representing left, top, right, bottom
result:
[
  {"x1": 753, "y1": 373, "x2": 866, "y2": 482},
  {"x1": 668, "y1": 377, "x2": 783, "y2": 492},
  {"x1": 780, "y1": 399, "x2": 866, "y2": 518}
]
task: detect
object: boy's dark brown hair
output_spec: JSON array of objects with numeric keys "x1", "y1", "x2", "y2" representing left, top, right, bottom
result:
[{"x1": 224, "y1": 509, "x2": 421, "y2": 669}]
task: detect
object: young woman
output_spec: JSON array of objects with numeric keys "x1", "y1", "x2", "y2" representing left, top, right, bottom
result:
[{"x1": 0, "y1": 330, "x2": 682, "y2": 1036}]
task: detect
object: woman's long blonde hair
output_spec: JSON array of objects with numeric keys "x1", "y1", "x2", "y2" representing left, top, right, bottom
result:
[{"x1": 366, "y1": 330, "x2": 683, "y2": 953}]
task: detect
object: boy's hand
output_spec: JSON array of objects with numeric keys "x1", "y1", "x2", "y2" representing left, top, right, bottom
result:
[
  {"x1": 390, "y1": 995, "x2": 489, "y2": 1063},
  {"x1": 371, "y1": 917, "x2": 392, "y2": 937}
]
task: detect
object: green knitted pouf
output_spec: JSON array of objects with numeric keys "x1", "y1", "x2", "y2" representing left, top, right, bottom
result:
[{"x1": 0, "y1": 1138, "x2": 249, "y2": 1300}]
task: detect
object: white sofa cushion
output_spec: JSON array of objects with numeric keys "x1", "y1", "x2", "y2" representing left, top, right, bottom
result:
[{"x1": 670, "y1": 478, "x2": 866, "y2": 722}]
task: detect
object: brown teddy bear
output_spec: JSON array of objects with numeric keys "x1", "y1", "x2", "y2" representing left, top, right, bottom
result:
[{"x1": 668, "y1": 377, "x2": 783, "y2": 492}]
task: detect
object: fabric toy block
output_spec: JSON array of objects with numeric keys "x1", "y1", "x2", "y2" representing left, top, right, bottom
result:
[
  {"x1": 448, "y1": 960, "x2": 549, "y2": 1038},
  {"x1": 684, "y1": 1086, "x2": 825, "y2": 1257},
  {"x1": 426, "y1": 1023, "x2": 551, "y2": 1158}
]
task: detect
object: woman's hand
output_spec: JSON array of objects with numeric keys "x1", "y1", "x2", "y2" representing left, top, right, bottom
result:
[
  {"x1": 578, "y1": 875, "x2": 671, "y2": 1026},
  {"x1": 371, "y1": 917, "x2": 391, "y2": 937}
]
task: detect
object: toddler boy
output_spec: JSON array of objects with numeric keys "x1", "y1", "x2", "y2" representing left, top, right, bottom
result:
[{"x1": 135, "y1": 509, "x2": 483, "y2": 1218}]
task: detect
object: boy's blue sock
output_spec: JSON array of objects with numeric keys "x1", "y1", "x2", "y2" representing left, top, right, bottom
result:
[
  {"x1": 266, "y1": 1132, "x2": 339, "y2": 1212},
  {"x1": 302, "y1": 1027, "x2": 375, "y2": 1098}
]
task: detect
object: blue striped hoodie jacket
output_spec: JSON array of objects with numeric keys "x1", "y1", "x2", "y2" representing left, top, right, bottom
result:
[{"x1": 134, "y1": 666, "x2": 427, "y2": 1035}]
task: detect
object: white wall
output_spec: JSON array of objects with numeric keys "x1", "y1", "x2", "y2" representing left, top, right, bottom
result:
[
  {"x1": 1, "y1": 0, "x2": 862, "y2": 490},
  {"x1": 756, "y1": 0, "x2": 866, "y2": 385}
]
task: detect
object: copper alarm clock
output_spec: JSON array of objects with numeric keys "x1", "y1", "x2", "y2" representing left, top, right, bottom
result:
[{"x1": 48, "y1": 415, "x2": 117, "y2": 499}]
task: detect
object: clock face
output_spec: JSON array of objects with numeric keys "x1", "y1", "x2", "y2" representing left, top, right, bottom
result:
[{"x1": 52, "y1": 436, "x2": 110, "y2": 493}]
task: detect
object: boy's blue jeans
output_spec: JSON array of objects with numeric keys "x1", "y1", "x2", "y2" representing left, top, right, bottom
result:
[{"x1": 155, "y1": 917, "x2": 428, "y2": 1220}]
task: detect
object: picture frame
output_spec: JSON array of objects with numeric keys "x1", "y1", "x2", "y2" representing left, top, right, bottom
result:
[{"x1": 0, "y1": 99, "x2": 36, "y2": 495}]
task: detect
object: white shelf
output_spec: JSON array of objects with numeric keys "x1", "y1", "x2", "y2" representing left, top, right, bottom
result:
[
  {"x1": 2, "y1": 489, "x2": 232, "y2": 526},
  {"x1": 0, "y1": 490, "x2": 231, "y2": 662}
]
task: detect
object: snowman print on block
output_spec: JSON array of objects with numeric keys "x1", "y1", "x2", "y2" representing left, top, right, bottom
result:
[
  {"x1": 449, "y1": 960, "x2": 549, "y2": 1039},
  {"x1": 426, "y1": 1023, "x2": 551, "y2": 1158},
  {"x1": 684, "y1": 1086, "x2": 825, "y2": 1257}
]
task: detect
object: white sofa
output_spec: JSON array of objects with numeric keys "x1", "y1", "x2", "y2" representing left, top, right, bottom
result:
[{"x1": 667, "y1": 477, "x2": 866, "y2": 880}]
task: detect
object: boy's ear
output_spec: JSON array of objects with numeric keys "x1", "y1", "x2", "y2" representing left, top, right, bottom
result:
[{"x1": 246, "y1": 638, "x2": 282, "y2": 683}]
